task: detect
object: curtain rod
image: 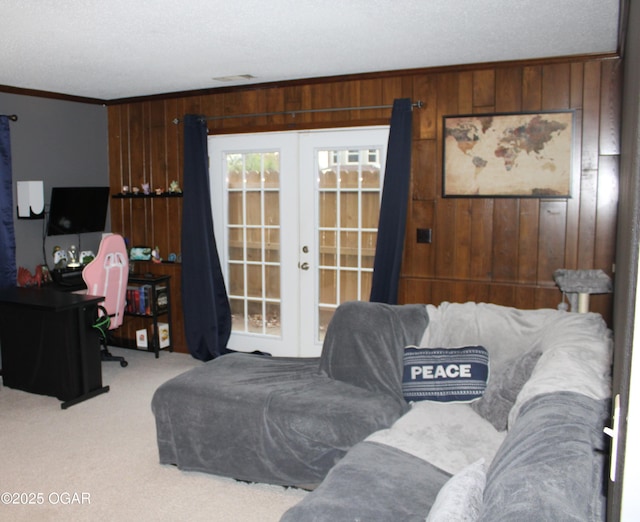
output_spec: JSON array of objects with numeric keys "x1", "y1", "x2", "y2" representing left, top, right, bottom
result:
[
  {"x1": 0, "y1": 114, "x2": 18, "y2": 121},
  {"x1": 172, "y1": 100, "x2": 423, "y2": 124}
]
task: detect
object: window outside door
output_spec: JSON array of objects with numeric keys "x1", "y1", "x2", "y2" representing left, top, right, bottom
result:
[{"x1": 209, "y1": 127, "x2": 389, "y2": 357}]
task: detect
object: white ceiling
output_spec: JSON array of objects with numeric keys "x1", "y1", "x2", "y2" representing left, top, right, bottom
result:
[{"x1": 1, "y1": 0, "x2": 621, "y2": 101}]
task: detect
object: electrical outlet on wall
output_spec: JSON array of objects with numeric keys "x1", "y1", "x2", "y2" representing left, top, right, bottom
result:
[{"x1": 416, "y1": 228, "x2": 432, "y2": 244}]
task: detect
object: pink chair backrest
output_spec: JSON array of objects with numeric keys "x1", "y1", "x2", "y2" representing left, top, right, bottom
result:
[{"x1": 82, "y1": 234, "x2": 129, "y2": 330}]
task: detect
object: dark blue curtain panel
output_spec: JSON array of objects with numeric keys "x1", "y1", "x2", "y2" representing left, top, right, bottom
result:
[
  {"x1": 0, "y1": 116, "x2": 17, "y2": 289},
  {"x1": 369, "y1": 98, "x2": 413, "y2": 304},
  {"x1": 181, "y1": 115, "x2": 232, "y2": 360}
]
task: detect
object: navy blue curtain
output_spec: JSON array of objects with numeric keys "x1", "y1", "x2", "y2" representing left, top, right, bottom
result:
[
  {"x1": 0, "y1": 116, "x2": 16, "y2": 289},
  {"x1": 369, "y1": 98, "x2": 413, "y2": 304},
  {"x1": 181, "y1": 114, "x2": 232, "y2": 361}
]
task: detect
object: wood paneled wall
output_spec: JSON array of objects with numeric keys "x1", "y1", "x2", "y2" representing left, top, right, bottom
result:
[{"x1": 108, "y1": 56, "x2": 621, "y2": 352}]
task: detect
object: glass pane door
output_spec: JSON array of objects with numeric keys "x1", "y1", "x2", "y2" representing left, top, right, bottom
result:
[
  {"x1": 210, "y1": 127, "x2": 388, "y2": 357},
  {"x1": 226, "y1": 151, "x2": 282, "y2": 336},
  {"x1": 316, "y1": 147, "x2": 382, "y2": 340},
  {"x1": 210, "y1": 132, "x2": 299, "y2": 357},
  {"x1": 299, "y1": 127, "x2": 389, "y2": 356}
]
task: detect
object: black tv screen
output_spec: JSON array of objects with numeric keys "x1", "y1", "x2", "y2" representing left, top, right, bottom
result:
[{"x1": 47, "y1": 186, "x2": 110, "y2": 236}]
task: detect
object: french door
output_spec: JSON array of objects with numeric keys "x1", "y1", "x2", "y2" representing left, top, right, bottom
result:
[{"x1": 209, "y1": 127, "x2": 389, "y2": 357}]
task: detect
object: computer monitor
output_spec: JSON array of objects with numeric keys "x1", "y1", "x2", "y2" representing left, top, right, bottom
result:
[{"x1": 46, "y1": 186, "x2": 110, "y2": 236}]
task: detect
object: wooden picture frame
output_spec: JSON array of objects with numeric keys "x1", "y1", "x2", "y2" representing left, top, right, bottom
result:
[{"x1": 442, "y1": 111, "x2": 574, "y2": 197}]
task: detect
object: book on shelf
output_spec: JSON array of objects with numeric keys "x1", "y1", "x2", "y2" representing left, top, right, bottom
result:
[
  {"x1": 126, "y1": 285, "x2": 153, "y2": 315},
  {"x1": 139, "y1": 286, "x2": 146, "y2": 314},
  {"x1": 155, "y1": 285, "x2": 168, "y2": 312}
]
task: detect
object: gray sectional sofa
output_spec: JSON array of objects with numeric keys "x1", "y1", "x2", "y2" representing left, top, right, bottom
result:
[{"x1": 152, "y1": 301, "x2": 613, "y2": 521}]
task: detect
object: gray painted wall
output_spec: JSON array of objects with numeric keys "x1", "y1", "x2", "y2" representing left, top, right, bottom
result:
[{"x1": 0, "y1": 92, "x2": 109, "y2": 273}]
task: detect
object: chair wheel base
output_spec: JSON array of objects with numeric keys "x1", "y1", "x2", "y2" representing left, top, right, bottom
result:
[{"x1": 100, "y1": 345, "x2": 128, "y2": 367}]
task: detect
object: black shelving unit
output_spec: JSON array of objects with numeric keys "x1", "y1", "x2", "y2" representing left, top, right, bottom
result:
[{"x1": 116, "y1": 273, "x2": 173, "y2": 358}]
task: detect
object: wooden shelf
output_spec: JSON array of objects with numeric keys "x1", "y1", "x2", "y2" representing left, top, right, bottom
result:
[{"x1": 112, "y1": 193, "x2": 183, "y2": 199}]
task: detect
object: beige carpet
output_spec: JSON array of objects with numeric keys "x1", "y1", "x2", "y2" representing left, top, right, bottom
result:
[{"x1": 0, "y1": 347, "x2": 307, "y2": 522}]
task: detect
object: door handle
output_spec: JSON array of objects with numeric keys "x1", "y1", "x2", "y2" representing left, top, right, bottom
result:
[
  {"x1": 604, "y1": 394, "x2": 621, "y2": 482},
  {"x1": 298, "y1": 262, "x2": 310, "y2": 270}
]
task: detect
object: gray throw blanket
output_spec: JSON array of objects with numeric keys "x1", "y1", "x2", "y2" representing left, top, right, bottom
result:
[
  {"x1": 152, "y1": 301, "x2": 428, "y2": 486},
  {"x1": 280, "y1": 391, "x2": 609, "y2": 521},
  {"x1": 478, "y1": 391, "x2": 609, "y2": 521}
]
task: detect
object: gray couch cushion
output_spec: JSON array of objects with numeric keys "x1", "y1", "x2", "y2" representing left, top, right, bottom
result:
[
  {"x1": 426, "y1": 458, "x2": 487, "y2": 522},
  {"x1": 319, "y1": 301, "x2": 429, "y2": 408},
  {"x1": 281, "y1": 441, "x2": 451, "y2": 522},
  {"x1": 471, "y1": 348, "x2": 542, "y2": 430}
]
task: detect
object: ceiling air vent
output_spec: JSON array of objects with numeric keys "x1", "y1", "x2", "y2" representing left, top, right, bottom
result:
[{"x1": 212, "y1": 74, "x2": 255, "y2": 82}]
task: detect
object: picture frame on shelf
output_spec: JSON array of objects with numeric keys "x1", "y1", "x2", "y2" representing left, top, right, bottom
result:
[{"x1": 136, "y1": 328, "x2": 148, "y2": 349}]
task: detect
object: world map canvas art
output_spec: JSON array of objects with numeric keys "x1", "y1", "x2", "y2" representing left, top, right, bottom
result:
[{"x1": 443, "y1": 111, "x2": 574, "y2": 197}]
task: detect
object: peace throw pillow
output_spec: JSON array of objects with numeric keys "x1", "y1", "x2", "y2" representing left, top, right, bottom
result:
[{"x1": 402, "y1": 346, "x2": 489, "y2": 403}]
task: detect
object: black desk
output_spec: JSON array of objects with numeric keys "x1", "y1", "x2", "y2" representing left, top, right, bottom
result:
[{"x1": 0, "y1": 287, "x2": 109, "y2": 409}]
